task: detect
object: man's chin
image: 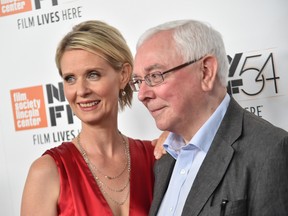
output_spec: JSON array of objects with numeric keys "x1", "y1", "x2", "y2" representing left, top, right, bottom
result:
[{"x1": 155, "y1": 121, "x2": 169, "y2": 131}]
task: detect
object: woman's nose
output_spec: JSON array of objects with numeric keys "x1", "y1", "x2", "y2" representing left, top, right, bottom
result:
[{"x1": 76, "y1": 79, "x2": 91, "y2": 96}]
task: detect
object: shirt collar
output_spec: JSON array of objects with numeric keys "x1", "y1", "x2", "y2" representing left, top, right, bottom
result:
[{"x1": 164, "y1": 93, "x2": 230, "y2": 159}]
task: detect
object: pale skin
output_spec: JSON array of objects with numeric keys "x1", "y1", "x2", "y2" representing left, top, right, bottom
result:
[
  {"x1": 21, "y1": 155, "x2": 59, "y2": 216},
  {"x1": 21, "y1": 49, "x2": 132, "y2": 216},
  {"x1": 134, "y1": 30, "x2": 227, "y2": 143}
]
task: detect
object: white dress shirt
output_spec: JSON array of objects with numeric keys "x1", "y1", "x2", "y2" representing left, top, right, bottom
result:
[{"x1": 157, "y1": 93, "x2": 230, "y2": 216}]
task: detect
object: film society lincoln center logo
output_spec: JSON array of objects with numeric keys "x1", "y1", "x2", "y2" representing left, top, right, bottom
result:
[
  {"x1": 11, "y1": 82, "x2": 75, "y2": 132},
  {"x1": 0, "y1": 0, "x2": 32, "y2": 17},
  {"x1": 10, "y1": 85, "x2": 48, "y2": 131}
]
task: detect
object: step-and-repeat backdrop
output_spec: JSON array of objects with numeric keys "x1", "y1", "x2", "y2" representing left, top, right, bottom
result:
[{"x1": 0, "y1": 0, "x2": 287, "y2": 215}]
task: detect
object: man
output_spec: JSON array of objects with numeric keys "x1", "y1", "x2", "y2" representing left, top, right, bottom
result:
[{"x1": 130, "y1": 19, "x2": 288, "y2": 216}]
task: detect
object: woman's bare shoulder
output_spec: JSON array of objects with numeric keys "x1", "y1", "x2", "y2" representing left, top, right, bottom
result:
[{"x1": 21, "y1": 154, "x2": 59, "y2": 216}]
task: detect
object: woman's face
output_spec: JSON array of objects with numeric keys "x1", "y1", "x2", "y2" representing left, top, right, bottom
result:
[{"x1": 60, "y1": 49, "x2": 126, "y2": 126}]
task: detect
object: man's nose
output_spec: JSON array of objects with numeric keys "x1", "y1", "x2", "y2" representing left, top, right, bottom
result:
[{"x1": 137, "y1": 81, "x2": 153, "y2": 102}]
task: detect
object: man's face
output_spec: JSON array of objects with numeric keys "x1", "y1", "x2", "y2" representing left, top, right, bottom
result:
[{"x1": 133, "y1": 31, "x2": 204, "y2": 134}]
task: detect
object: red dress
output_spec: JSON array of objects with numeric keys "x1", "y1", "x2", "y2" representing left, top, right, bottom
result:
[{"x1": 44, "y1": 138, "x2": 155, "y2": 216}]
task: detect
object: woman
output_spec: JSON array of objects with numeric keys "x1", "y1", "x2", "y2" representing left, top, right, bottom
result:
[{"x1": 21, "y1": 20, "x2": 155, "y2": 216}]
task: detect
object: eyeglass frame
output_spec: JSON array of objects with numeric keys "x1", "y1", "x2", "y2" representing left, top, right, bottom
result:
[{"x1": 129, "y1": 56, "x2": 204, "y2": 92}]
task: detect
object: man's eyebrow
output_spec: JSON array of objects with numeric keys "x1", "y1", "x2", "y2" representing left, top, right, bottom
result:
[
  {"x1": 132, "y1": 64, "x2": 165, "y2": 77},
  {"x1": 145, "y1": 64, "x2": 165, "y2": 72}
]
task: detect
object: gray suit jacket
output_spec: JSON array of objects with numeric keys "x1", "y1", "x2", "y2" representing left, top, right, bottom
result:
[{"x1": 149, "y1": 98, "x2": 288, "y2": 216}]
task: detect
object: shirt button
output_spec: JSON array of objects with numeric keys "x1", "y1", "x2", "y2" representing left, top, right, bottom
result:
[
  {"x1": 169, "y1": 207, "x2": 173, "y2": 212},
  {"x1": 180, "y1": 169, "x2": 186, "y2": 175}
]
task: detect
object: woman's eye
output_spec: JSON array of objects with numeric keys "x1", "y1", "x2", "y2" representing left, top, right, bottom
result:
[
  {"x1": 63, "y1": 75, "x2": 75, "y2": 84},
  {"x1": 88, "y1": 71, "x2": 100, "y2": 80}
]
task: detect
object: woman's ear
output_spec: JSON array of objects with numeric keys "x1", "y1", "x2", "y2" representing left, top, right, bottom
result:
[
  {"x1": 119, "y1": 63, "x2": 132, "y2": 89},
  {"x1": 200, "y1": 55, "x2": 218, "y2": 91}
]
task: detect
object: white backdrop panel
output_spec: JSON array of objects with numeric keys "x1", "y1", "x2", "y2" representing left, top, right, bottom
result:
[{"x1": 0, "y1": 0, "x2": 287, "y2": 215}]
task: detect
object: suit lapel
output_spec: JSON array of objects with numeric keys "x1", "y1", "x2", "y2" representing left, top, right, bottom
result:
[
  {"x1": 182, "y1": 98, "x2": 244, "y2": 216},
  {"x1": 149, "y1": 154, "x2": 175, "y2": 216}
]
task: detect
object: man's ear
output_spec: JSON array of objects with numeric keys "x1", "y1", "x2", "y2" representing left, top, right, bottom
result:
[
  {"x1": 200, "y1": 55, "x2": 218, "y2": 91},
  {"x1": 120, "y1": 63, "x2": 132, "y2": 89}
]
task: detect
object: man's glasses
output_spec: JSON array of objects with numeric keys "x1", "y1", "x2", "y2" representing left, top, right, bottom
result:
[{"x1": 129, "y1": 56, "x2": 203, "y2": 92}]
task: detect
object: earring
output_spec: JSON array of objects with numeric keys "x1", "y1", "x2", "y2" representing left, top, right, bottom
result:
[{"x1": 121, "y1": 90, "x2": 126, "y2": 97}]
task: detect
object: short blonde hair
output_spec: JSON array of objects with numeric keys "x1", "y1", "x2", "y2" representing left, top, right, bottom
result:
[{"x1": 55, "y1": 20, "x2": 133, "y2": 110}]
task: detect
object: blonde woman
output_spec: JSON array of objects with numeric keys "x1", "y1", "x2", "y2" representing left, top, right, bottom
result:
[{"x1": 21, "y1": 20, "x2": 156, "y2": 216}]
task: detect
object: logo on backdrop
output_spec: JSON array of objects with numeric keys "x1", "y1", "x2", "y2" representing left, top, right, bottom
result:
[
  {"x1": 0, "y1": 0, "x2": 32, "y2": 17},
  {"x1": 227, "y1": 50, "x2": 279, "y2": 97},
  {"x1": 0, "y1": 0, "x2": 83, "y2": 30},
  {"x1": 227, "y1": 49, "x2": 281, "y2": 117},
  {"x1": 11, "y1": 85, "x2": 48, "y2": 131},
  {"x1": 10, "y1": 82, "x2": 79, "y2": 144},
  {"x1": 10, "y1": 82, "x2": 75, "y2": 131}
]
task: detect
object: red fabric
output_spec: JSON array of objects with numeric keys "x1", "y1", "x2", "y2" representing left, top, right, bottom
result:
[{"x1": 44, "y1": 138, "x2": 155, "y2": 216}]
